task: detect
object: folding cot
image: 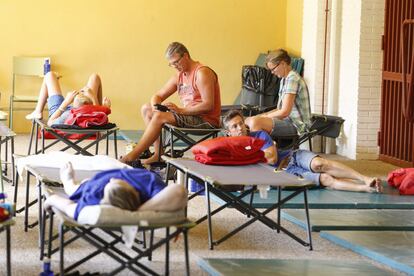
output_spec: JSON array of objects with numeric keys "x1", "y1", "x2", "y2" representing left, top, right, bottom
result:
[
  {"x1": 164, "y1": 157, "x2": 315, "y2": 250},
  {"x1": 20, "y1": 161, "x2": 193, "y2": 275},
  {"x1": 13, "y1": 152, "x2": 130, "y2": 232},
  {"x1": 27, "y1": 118, "x2": 119, "y2": 158}
]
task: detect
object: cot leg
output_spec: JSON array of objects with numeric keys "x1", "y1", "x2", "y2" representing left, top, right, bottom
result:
[
  {"x1": 113, "y1": 130, "x2": 118, "y2": 159},
  {"x1": 277, "y1": 186, "x2": 281, "y2": 233},
  {"x1": 24, "y1": 171, "x2": 30, "y2": 232},
  {"x1": 59, "y1": 223, "x2": 65, "y2": 275},
  {"x1": 95, "y1": 135, "x2": 99, "y2": 155},
  {"x1": 11, "y1": 138, "x2": 15, "y2": 187},
  {"x1": 164, "y1": 227, "x2": 170, "y2": 276},
  {"x1": 148, "y1": 229, "x2": 154, "y2": 261},
  {"x1": 165, "y1": 163, "x2": 171, "y2": 184},
  {"x1": 204, "y1": 180, "x2": 214, "y2": 250},
  {"x1": 41, "y1": 129, "x2": 45, "y2": 154},
  {"x1": 142, "y1": 230, "x2": 147, "y2": 249},
  {"x1": 6, "y1": 225, "x2": 11, "y2": 276},
  {"x1": 40, "y1": 208, "x2": 47, "y2": 260},
  {"x1": 183, "y1": 228, "x2": 190, "y2": 276},
  {"x1": 38, "y1": 180, "x2": 43, "y2": 247},
  {"x1": 4, "y1": 137, "x2": 8, "y2": 177},
  {"x1": 27, "y1": 120, "x2": 35, "y2": 155},
  {"x1": 106, "y1": 131, "x2": 109, "y2": 155},
  {"x1": 247, "y1": 188, "x2": 254, "y2": 218},
  {"x1": 13, "y1": 172, "x2": 19, "y2": 209},
  {"x1": 48, "y1": 211, "x2": 54, "y2": 258},
  {"x1": 303, "y1": 189, "x2": 313, "y2": 250},
  {"x1": 35, "y1": 123, "x2": 39, "y2": 154}
]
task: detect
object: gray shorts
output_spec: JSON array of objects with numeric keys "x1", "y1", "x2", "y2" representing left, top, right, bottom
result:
[
  {"x1": 285, "y1": 150, "x2": 321, "y2": 186},
  {"x1": 270, "y1": 118, "x2": 297, "y2": 137},
  {"x1": 172, "y1": 113, "x2": 215, "y2": 129}
]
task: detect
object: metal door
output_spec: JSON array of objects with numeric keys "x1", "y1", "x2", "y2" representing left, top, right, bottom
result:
[{"x1": 379, "y1": 0, "x2": 414, "y2": 167}]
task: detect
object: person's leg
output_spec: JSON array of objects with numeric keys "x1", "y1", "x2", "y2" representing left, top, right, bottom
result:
[
  {"x1": 83, "y1": 73, "x2": 102, "y2": 105},
  {"x1": 245, "y1": 116, "x2": 273, "y2": 133},
  {"x1": 121, "y1": 111, "x2": 177, "y2": 164},
  {"x1": 138, "y1": 184, "x2": 187, "y2": 211},
  {"x1": 26, "y1": 71, "x2": 63, "y2": 119},
  {"x1": 59, "y1": 162, "x2": 83, "y2": 195},
  {"x1": 311, "y1": 157, "x2": 382, "y2": 192},
  {"x1": 319, "y1": 173, "x2": 379, "y2": 192}
]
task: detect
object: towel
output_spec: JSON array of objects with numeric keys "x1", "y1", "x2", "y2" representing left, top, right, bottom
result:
[{"x1": 191, "y1": 136, "x2": 266, "y2": 165}]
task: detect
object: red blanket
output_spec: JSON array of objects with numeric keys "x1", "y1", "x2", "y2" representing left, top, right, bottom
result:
[
  {"x1": 387, "y1": 168, "x2": 414, "y2": 195},
  {"x1": 64, "y1": 105, "x2": 111, "y2": 128},
  {"x1": 191, "y1": 136, "x2": 266, "y2": 165}
]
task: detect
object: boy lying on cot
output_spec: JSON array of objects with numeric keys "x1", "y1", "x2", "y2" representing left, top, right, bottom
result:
[
  {"x1": 26, "y1": 72, "x2": 111, "y2": 127},
  {"x1": 222, "y1": 110, "x2": 383, "y2": 193},
  {"x1": 44, "y1": 162, "x2": 187, "y2": 220}
]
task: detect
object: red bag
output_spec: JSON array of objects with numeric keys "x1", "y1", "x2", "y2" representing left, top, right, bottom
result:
[
  {"x1": 387, "y1": 168, "x2": 414, "y2": 188},
  {"x1": 191, "y1": 136, "x2": 266, "y2": 165},
  {"x1": 387, "y1": 168, "x2": 414, "y2": 195}
]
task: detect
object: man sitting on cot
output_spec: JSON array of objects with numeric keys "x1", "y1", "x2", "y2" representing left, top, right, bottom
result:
[
  {"x1": 222, "y1": 110, "x2": 383, "y2": 193},
  {"x1": 44, "y1": 162, "x2": 187, "y2": 220},
  {"x1": 26, "y1": 72, "x2": 111, "y2": 127}
]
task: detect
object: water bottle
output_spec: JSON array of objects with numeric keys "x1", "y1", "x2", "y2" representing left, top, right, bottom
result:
[
  {"x1": 40, "y1": 258, "x2": 54, "y2": 276},
  {"x1": 43, "y1": 59, "x2": 51, "y2": 75}
]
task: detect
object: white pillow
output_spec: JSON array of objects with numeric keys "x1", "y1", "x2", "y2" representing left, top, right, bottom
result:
[{"x1": 77, "y1": 205, "x2": 186, "y2": 226}]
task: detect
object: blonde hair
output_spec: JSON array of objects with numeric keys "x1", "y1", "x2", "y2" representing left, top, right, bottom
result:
[
  {"x1": 73, "y1": 94, "x2": 93, "y2": 108},
  {"x1": 265, "y1": 49, "x2": 291, "y2": 67},
  {"x1": 101, "y1": 179, "x2": 141, "y2": 211}
]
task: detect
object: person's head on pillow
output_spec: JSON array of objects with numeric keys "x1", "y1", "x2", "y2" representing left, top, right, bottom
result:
[
  {"x1": 222, "y1": 110, "x2": 249, "y2": 137},
  {"x1": 100, "y1": 178, "x2": 141, "y2": 211},
  {"x1": 73, "y1": 86, "x2": 94, "y2": 108}
]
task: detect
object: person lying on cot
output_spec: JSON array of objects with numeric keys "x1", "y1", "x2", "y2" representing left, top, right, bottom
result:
[
  {"x1": 26, "y1": 72, "x2": 111, "y2": 127},
  {"x1": 222, "y1": 110, "x2": 383, "y2": 193},
  {"x1": 44, "y1": 162, "x2": 187, "y2": 220}
]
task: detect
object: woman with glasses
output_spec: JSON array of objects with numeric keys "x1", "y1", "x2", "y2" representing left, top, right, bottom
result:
[{"x1": 245, "y1": 49, "x2": 311, "y2": 140}]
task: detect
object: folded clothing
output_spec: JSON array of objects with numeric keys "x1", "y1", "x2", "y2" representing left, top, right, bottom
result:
[
  {"x1": 191, "y1": 136, "x2": 266, "y2": 165},
  {"x1": 387, "y1": 167, "x2": 414, "y2": 195},
  {"x1": 65, "y1": 105, "x2": 111, "y2": 128}
]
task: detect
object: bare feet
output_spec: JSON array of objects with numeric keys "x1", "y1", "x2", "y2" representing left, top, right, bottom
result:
[
  {"x1": 25, "y1": 111, "x2": 42, "y2": 120},
  {"x1": 60, "y1": 162, "x2": 75, "y2": 185},
  {"x1": 364, "y1": 177, "x2": 383, "y2": 193}
]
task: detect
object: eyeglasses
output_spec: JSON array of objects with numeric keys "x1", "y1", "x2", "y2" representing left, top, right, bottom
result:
[
  {"x1": 269, "y1": 62, "x2": 281, "y2": 74},
  {"x1": 168, "y1": 55, "x2": 184, "y2": 67}
]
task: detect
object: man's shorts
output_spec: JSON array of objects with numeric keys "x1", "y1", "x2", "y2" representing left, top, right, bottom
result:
[
  {"x1": 47, "y1": 94, "x2": 72, "y2": 124},
  {"x1": 270, "y1": 118, "x2": 297, "y2": 137},
  {"x1": 285, "y1": 149, "x2": 321, "y2": 186},
  {"x1": 172, "y1": 113, "x2": 215, "y2": 129}
]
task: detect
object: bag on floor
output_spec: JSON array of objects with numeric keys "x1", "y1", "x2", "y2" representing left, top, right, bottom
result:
[{"x1": 387, "y1": 167, "x2": 414, "y2": 195}]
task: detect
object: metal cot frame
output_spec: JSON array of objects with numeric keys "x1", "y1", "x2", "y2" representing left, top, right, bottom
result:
[
  {"x1": 27, "y1": 119, "x2": 118, "y2": 157},
  {"x1": 165, "y1": 158, "x2": 316, "y2": 250},
  {"x1": 25, "y1": 165, "x2": 193, "y2": 276}
]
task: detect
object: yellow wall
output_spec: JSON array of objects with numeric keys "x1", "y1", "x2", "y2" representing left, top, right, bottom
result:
[
  {"x1": 0, "y1": 0, "x2": 298, "y2": 132},
  {"x1": 285, "y1": 0, "x2": 303, "y2": 57}
]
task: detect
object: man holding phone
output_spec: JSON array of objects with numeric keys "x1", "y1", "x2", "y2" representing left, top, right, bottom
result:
[{"x1": 121, "y1": 42, "x2": 221, "y2": 165}]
